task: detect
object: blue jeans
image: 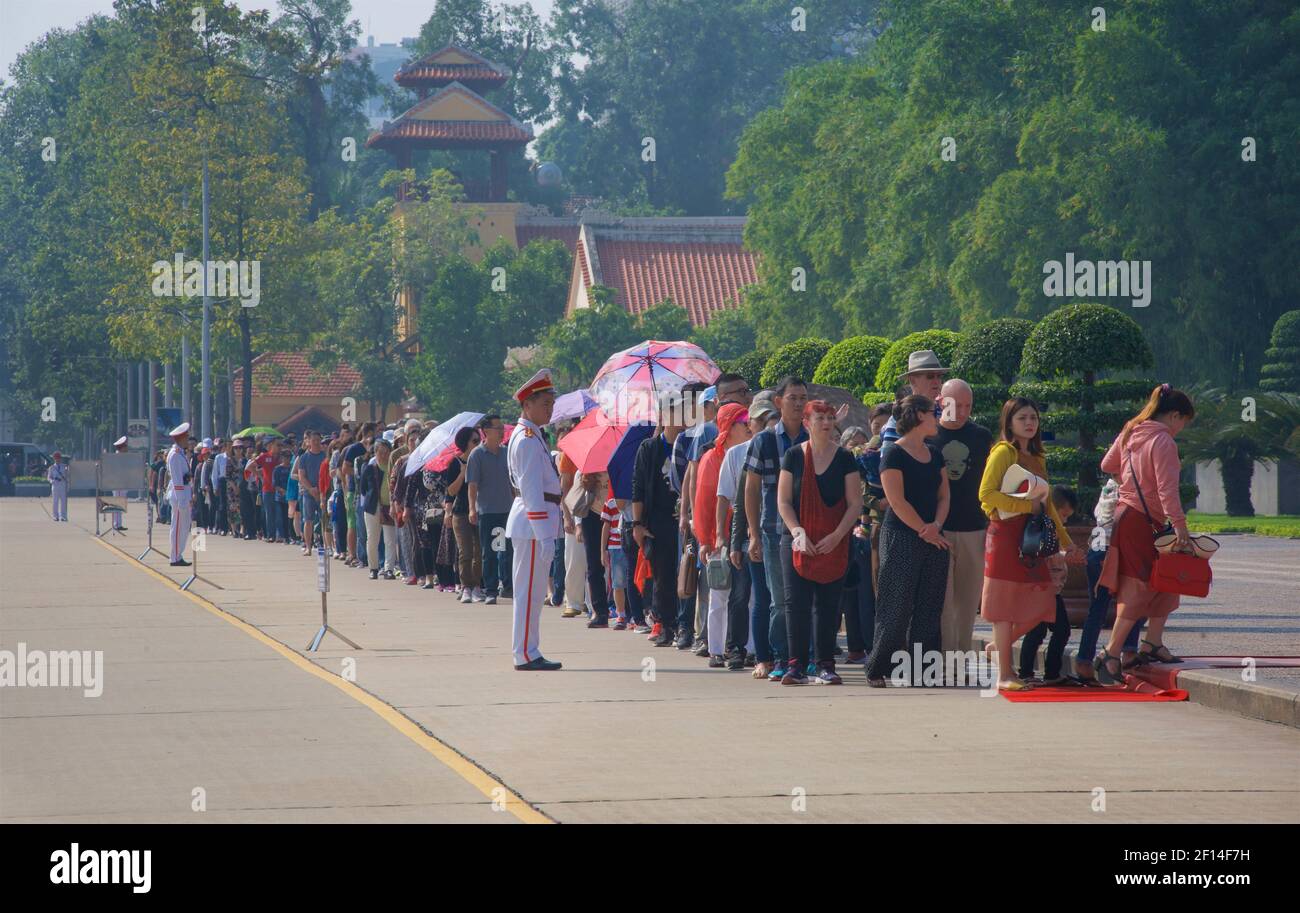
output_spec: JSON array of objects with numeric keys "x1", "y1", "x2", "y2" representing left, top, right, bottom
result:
[
  {"x1": 621, "y1": 536, "x2": 645, "y2": 625},
  {"x1": 1078, "y1": 548, "x2": 1143, "y2": 662},
  {"x1": 762, "y1": 532, "x2": 789, "y2": 664},
  {"x1": 479, "y1": 512, "x2": 512, "y2": 594},
  {"x1": 263, "y1": 494, "x2": 279, "y2": 541},
  {"x1": 748, "y1": 547, "x2": 773, "y2": 662}
]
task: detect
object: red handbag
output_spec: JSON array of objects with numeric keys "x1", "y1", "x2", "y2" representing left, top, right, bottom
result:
[
  {"x1": 1127, "y1": 451, "x2": 1212, "y2": 597},
  {"x1": 1149, "y1": 551, "x2": 1212, "y2": 597}
]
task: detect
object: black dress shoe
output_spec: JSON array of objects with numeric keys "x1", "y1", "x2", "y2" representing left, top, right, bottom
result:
[
  {"x1": 587, "y1": 617, "x2": 609, "y2": 629},
  {"x1": 170, "y1": 559, "x2": 191, "y2": 567},
  {"x1": 514, "y1": 656, "x2": 563, "y2": 671}
]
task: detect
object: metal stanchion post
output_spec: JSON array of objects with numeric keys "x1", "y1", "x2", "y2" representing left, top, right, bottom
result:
[
  {"x1": 180, "y1": 528, "x2": 223, "y2": 592},
  {"x1": 137, "y1": 496, "x2": 167, "y2": 561},
  {"x1": 307, "y1": 545, "x2": 359, "y2": 651}
]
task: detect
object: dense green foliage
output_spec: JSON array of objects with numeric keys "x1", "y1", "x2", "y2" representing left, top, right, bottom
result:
[
  {"x1": 873, "y1": 330, "x2": 961, "y2": 394},
  {"x1": 720, "y1": 350, "x2": 772, "y2": 392},
  {"x1": 760, "y1": 338, "x2": 833, "y2": 388},
  {"x1": 727, "y1": 0, "x2": 1299, "y2": 388},
  {"x1": 812, "y1": 335, "x2": 891, "y2": 398},
  {"x1": 952, "y1": 319, "x2": 1034, "y2": 385},
  {"x1": 1260, "y1": 311, "x2": 1300, "y2": 393}
]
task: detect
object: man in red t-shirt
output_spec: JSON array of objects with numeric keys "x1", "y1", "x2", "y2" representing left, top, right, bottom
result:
[{"x1": 256, "y1": 439, "x2": 280, "y2": 542}]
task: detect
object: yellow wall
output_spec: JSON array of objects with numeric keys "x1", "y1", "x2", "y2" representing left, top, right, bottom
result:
[{"x1": 460, "y1": 202, "x2": 521, "y2": 262}]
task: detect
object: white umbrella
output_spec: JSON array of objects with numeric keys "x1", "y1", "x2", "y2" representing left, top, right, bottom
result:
[
  {"x1": 404, "y1": 411, "x2": 484, "y2": 476},
  {"x1": 548, "y1": 389, "x2": 598, "y2": 425}
]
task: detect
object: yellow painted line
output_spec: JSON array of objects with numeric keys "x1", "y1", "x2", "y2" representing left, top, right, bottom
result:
[{"x1": 90, "y1": 536, "x2": 552, "y2": 824}]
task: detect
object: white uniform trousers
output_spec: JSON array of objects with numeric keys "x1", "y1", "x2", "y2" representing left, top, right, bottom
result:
[
  {"x1": 512, "y1": 536, "x2": 556, "y2": 665},
  {"x1": 50, "y1": 482, "x2": 68, "y2": 521},
  {"x1": 169, "y1": 497, "x2": 191, "y2": 562},
  {"x1": 112, "y1": 489, "x2": 125, "y2": 528}
]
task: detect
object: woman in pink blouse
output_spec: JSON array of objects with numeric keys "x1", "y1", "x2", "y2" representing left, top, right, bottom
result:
[{"x1": 1094, "y1": 384, "x2": 1196, "y2": 681}]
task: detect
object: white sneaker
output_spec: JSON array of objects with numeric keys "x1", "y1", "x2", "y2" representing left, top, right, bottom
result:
[
  {"x1": 459, "y1": 589, "x2": 473, "y2": 604},
  {"x1": 483, "y1": 595, "x2": 497, "y2": 605},
  {"x1": 472, "y1": 588, "x2": 487, "y2": 603}
]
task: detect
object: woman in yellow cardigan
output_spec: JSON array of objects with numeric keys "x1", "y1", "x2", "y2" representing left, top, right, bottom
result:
[{"x1": 978, "y1": 398, "x2": 1072, "y2": 690}]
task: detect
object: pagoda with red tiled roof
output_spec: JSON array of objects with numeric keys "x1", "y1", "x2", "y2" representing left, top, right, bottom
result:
[{"x1": 367, "y1": 44, "x2": 531, "y2": 202}]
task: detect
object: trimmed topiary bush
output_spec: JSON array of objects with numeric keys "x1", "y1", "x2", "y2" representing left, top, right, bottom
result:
[
  {"x1": 722, "y1": 350, "x2": 772, "y2": 392},
  {"x1": 1260, "y1": 310, "x2": 1300, "y2": 393},
  {"x1": 952, "y1": 318, "x2": 1034, "y2": 385},
  {"x1": 872, "y1": 330, "x2": 962, "y2": 395},
  {"x1": 760, "y1": 337, "x2": 833, "y2": 388},
  {"x1": 812, "y1": 335, "x2": 891, "y2": 398},
  {"x1": 1017, "y1": 303, "x2": 1155, "y2": 511},
  {"x1": 861, "y1": 391, "x2": 895, "y2": 408}
]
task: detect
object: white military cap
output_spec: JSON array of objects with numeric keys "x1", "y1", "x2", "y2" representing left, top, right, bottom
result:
[
  {"x1": 514, "y1": 368, "x2": 556, "y2": 403},
  {"x1": 113, "y1": 435, "x2": 128, "y2": 448},
  {"x1": 169, "y1": 422, "x2": 191, "y2": 438}
]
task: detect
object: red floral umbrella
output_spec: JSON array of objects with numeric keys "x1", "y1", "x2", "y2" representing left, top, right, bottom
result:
[
  {"x1": 557, "y1": 409, "x2": 630, "y2": 475},
  {"x1": 589, "y1": 340, "x2": 720, "y2": 424}
]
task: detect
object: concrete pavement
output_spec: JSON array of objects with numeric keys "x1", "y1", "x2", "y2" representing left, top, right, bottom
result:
[{"x1": 2, "y1": 497, "x2": 1298, "y2": 823}]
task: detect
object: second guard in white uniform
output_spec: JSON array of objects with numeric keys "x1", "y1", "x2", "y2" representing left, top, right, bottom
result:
[
  {"x1": 166, "y1": 423, "x2": 193, "y2": 566},
  {"x1": 507, "y1": 369, "x2": 563, "y2": 671},
  {"x1": 47, "y1": 451, "x2": 69, "y2": 521},
  {"x1": 111, "y1": 435, "x2": 129, "y2": 530}
]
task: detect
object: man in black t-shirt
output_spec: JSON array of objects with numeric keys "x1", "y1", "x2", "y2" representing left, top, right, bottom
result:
[
  {"x1": 933, "y1": 379, "x2": 992, "y2": 652},
  {"x1": 632, "y1": 392, "x2": 687, "y2": 647}
]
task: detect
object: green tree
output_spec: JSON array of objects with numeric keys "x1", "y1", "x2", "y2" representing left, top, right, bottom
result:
[
  {"x1": 1015, "y1": 304, "x2": 1154, "y2": 511},
  {"x1": 873, "y1": 330, "x2": 962, "y2": 395},
  {"x1": 690, "y1": 305, "x2": 757, "y2": 363},
  {"x1": 544, "y1": 0, "x2": 881, "y2": 216},
  {"x1": 635, "y1": 300, "x2": 692, "y2": 342},
  {"x1": 760, "y1": 338, "x2": 832, "y2": 388},
  {"x1": 1178, "y1": 390, "x2": 1300, "y2": 517},
  {"x1": 728, "y1": 0, "x2": 1300, "y2": 388},
  {"x1": 813, "y1": 335, "x2": 891, "y2": 399},
  {"x1": 538, "y1": 288, "x2": 640, "y2": 391},
  {"x1": 1260, "y1": 311, "x2": 1300, "y2": 394},
  {"x1": 720, "y1": 350, "x2": 771, "y2": 392}
]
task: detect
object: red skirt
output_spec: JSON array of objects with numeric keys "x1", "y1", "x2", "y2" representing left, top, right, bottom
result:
[
  {"x1": 980, "y1": 515, "x2": 1054, "y2": 625},
  {"x1": 1099, "y1": 505, "x2": 1180, "y2": 619}
]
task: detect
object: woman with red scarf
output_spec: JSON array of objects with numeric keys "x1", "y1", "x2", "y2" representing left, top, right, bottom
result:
[
  {"x1": 776, "y1": 401, "x2": 862, "y2": 685},
  {"x1": 695, "y1": 403, "x2": 751, "y2": 667}
]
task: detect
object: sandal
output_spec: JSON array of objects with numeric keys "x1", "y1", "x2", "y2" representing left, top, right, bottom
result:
[
  {"x1": 1122, "y1": 651, "x2": 1150, "y2": 671},
  {"x1": 1140, "y1": 639, "x2": 1182, "y2": 664},
  {"x1": 1093, "y1": 648, "x2": 1123, "y2": 684},
  {"x1": 998, "y1": 679, "x2": 1031, "y2": 692}
]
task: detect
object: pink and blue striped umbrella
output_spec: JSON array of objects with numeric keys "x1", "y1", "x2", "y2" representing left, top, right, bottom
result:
[{"x1": 590, "y1": 340, "x2": 720, "y2": 424}]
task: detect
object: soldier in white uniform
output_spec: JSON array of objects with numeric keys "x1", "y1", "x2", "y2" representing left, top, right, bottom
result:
[
  {"x1": 507, "y1": 369, "x2": 563, "y2": 671},
  {"x1": 111, "y1": 435, "x2": 129, "y2": 530},
  {"x1": 47, "y1": 451, "x2": 69, "y2": 521},
  {"x1": 166, "y1": 423, "x2": 193, "y2": 566}
]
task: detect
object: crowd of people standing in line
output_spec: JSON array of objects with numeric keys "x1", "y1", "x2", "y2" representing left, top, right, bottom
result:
[{"x1": 132, "y1": 345, "x2": 1198, "y2": 690}]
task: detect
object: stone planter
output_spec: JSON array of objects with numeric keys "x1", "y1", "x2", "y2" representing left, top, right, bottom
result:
[{"x1": 15, "y1": 482, "x2": 51, "y2": 497}]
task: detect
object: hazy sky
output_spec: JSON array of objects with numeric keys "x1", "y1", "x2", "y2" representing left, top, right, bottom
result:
[{"x1": 1, "y1": 0, "x2": 558, "y2": 78}]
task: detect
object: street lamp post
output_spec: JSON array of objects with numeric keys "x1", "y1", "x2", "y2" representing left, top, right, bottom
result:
[{"x1": 201, "y1": 155, "x2": 212, "y2": 442}]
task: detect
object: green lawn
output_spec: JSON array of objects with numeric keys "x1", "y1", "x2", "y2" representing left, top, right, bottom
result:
[{"x1": 1186, "y1": 511, "x2": 1300, "y2": 538}]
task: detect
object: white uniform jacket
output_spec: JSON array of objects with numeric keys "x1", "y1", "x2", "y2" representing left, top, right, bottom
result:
[
  {"x1": 166, "y1": 444, "x2": 191, "y2": 504},
  {"x1": 505, "y1": 418, "x2": 562, "y2": 541}
]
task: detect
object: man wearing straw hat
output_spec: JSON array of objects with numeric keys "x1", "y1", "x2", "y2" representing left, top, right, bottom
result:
[{"x1": 507, "y1": 368, "x2": 563, "y2": 671}]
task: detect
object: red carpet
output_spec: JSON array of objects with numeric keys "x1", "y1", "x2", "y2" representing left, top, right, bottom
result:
[{"x1": 1000, "y1": 685, "x2": 1188, "y2": 703}]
